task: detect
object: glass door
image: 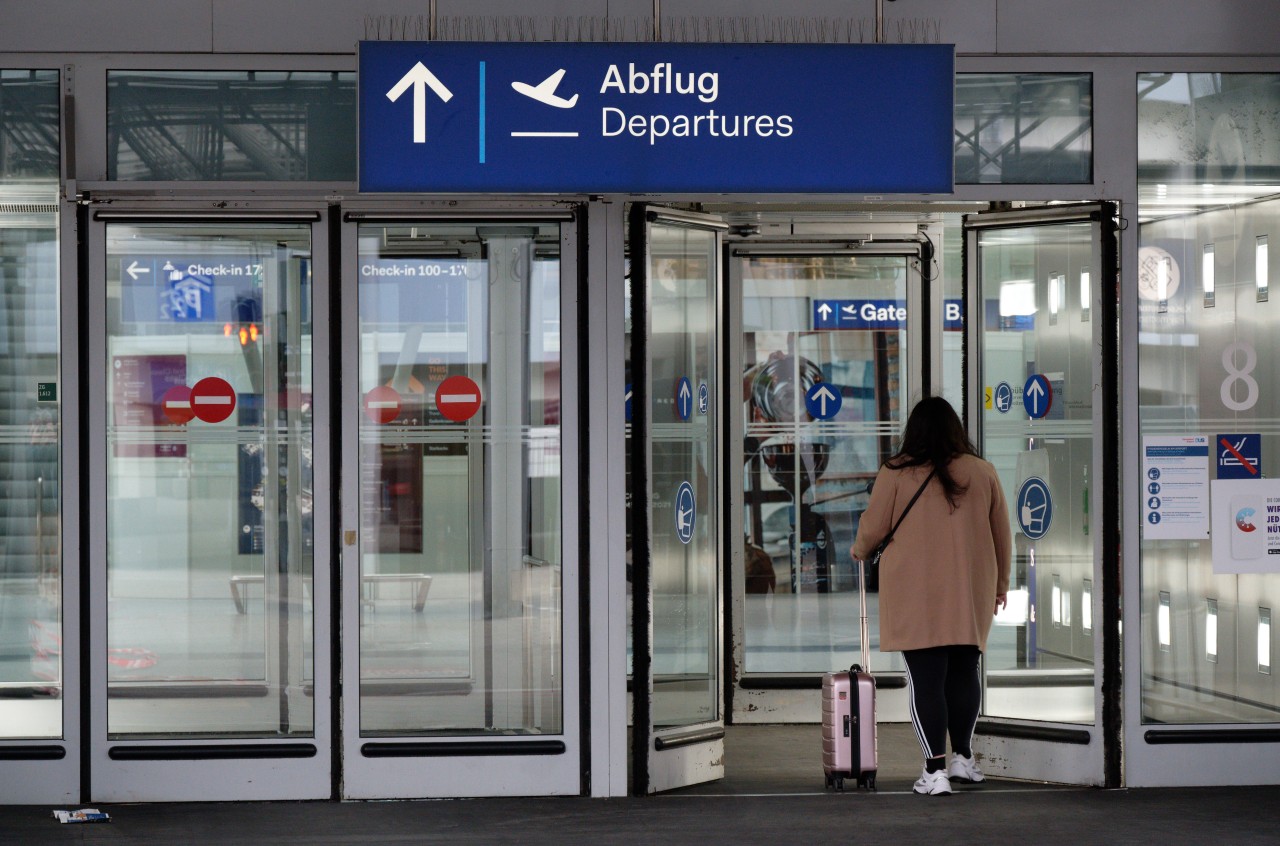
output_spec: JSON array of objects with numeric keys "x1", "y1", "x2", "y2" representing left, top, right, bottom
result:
[
  {"x1": 0, "y1": 189, "x2": 76, "y2": 803},
  {"x1": 89, "y1": 212, "x2": 329, "y2": 801},
  {"x1": 629, "y1": 205, "x2": 725, "y2": 794},
  {"x1": 727, "y1": 243, "x2": 928, "y2": 720},
  {"x1": 340, "y1": 212, "x2": 579, "y2": 798},
  {"x1": 964, "y1": 203, "x2": 1120, "y2": 786}
]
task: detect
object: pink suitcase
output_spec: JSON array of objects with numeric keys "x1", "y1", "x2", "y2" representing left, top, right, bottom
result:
[{"x1": 822, "y1": 559, "x2": 878, "y2": 790}]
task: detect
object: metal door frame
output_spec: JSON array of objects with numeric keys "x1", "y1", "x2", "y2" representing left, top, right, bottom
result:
[
  {"x1": 629, "y1": 203, "x2": 728, "y2": 795},
  {"x1": 83, "y1": 198, "x2": 334, "y2": 801},
  {"x1": 724, "y1": 238, "x2": 936, "y2": 724},
  {"x1": 337, "y1": 200, "x2": 583, "y2": 799},
  {"x1": 963, "y1": 201, "x2": 1121, "y2": 787}
]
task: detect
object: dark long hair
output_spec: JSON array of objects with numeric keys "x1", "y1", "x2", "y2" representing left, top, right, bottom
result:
[{"x1": 884, "y1": 396, "x2": 977, "y2": 509}]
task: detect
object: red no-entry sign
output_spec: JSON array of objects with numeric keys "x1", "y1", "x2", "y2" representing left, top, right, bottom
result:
[
  {"x1": 190, "y1": 377, "x2": 237, "y2": 423},
  {"x1": 435, "y1": 375, "x2": 482, "y2": 423},
  {"x1": 161, "y1": 385, "x2": 194, "y2": 425},
  {"x1": 363, "y1": 384, "x2": 402, "y2": 425}
]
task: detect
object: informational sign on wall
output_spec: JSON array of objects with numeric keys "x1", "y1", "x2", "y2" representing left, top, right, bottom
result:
[
  {"x1": 359, "y1": 41, "x2": 954, "y2": 193},
  {"x1": 1210, "y1": 478, "x2": 1280, "y2": 574},
  {"x1": 112, "y1": 355, "x2": 187, "y2": 458},
  {"x1": 1142, "y1": 434, "x2": 1210, "y2": 539}
]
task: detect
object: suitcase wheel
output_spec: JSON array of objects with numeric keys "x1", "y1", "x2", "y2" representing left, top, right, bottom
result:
[
  {"x1": 859, "y1": 772, "x2": 877, "y2": 791},
  {"x1": 835, "y1": 777, "x2": 845, "y2": 791}
]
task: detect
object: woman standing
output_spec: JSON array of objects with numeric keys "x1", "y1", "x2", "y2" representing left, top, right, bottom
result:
[{"x1": 850, "y1": 397, "x2": 1012, "y2": 796}]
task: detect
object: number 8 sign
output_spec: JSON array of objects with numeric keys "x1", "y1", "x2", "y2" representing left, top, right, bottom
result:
[{"x1": 1221, "y1": 341, "x2": 1259, "y2": 412}]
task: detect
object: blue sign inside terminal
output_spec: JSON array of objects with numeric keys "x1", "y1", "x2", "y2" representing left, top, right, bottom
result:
[
  {"x1": 360, "y1": 42, "x2": 954, "y2": 193},
  {"x1": 120, "y1": 256, "x2": 263, "y2": 323},
  {"x1": 813, "y1": 298, "x2": 965, "y2": 330},
  {"x1": 358, "y1": 258, "x2": 479, "y2": 326}
]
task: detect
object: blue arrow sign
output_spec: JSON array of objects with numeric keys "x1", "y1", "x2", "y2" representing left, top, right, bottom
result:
[
  {"x1": 676, "y1": 376, "x2": 692, "y2": 421},
  {"x1": 674, "y1": 481, "x2": 696, "y2": 544},
  {"x1": 804, "y1": 382, "x2": 843, "y2": 420},
  {"x1": 1023, "y1": 374, "x2": 1052, "y2": 419},
  {"x1": 360, "y1": 42, "x2": 954, "y2": 193}
]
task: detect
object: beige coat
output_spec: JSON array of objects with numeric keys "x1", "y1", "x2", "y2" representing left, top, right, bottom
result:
[{"x1": 850, "y1": 454, "x2": 1012, "y2": 653}]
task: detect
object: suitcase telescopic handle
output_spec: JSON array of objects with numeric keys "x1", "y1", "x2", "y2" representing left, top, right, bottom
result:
[{"x1": 857, "y1": 556, "x2": 871, "y2": 670}]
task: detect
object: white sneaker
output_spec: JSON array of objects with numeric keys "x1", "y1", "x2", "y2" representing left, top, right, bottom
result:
[
  {"x1": 947, "y1": 753, "x2": 985, "y2": 784},
  {"x1": 913, "y1": 767, "x2": 952, "y2": 795}
]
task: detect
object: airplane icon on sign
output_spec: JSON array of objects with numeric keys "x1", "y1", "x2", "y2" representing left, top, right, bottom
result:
[{"x1": 512, "y1": 69, "x2": 578, "y2": 108}]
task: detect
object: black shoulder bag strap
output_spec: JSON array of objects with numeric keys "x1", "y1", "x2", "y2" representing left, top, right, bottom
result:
[{"x1": 874, "y1": 467, "x2": 936, "y2": 555}]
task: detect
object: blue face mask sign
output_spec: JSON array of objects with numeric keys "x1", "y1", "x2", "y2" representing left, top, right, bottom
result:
[
  {"x1": 1017, "y1": 476, "x2": 1053, "y2": 540},
  {"x1": 360, "y1": 42, "x2": 955, "y2": 193}
]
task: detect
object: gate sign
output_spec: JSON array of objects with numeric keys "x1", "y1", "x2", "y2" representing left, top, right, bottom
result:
[
  {"x1": 435, "y1": 375, "x2": 482, "y2": 422},
  {"x1": 359, "y1": 42, "x2": 954, "y2": 193},
  {"x1": 674, "y1": 481, "x2": 696, "y2": 545},
  {"x1": 814, "y1": 298, "x2": 966, "y2": 331},
  {"x1": 190, "y1": 377, "x2": 237, "y2": 423},
  {"x1": 1023, "y1": 374, "x2": 1053, "y2": 419},
  {"x1": 804, "y1": 381, "x2": 842, "y2": 420},
  {"x1": 1017, "y1": 476, "x2": 1053, "y2": 540}
]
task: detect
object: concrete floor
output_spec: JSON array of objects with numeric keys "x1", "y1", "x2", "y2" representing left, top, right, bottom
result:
[{"x1": 4, "y1": 724, "x2": 1280, "y2": 844}]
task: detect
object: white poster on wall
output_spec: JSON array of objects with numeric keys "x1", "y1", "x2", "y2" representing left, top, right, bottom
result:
[
  {"x1": 1210, "y1": 479, "x2": 1280, "y2": 574},
  {"x1": 1142, "y1": 434, "x2": 1210, "y2": 539}
]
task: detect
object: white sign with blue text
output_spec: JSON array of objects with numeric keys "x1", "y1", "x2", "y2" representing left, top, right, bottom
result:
[
  {"x1": 1142, "y1": 435, "x2": 1210, "y2": 539},
  {"x1": 360, "y1": 42, "x2": 954, "y2": 193},
  {"x1": 1210, "y1": 478, "x2": 1280, "y2": 574}
]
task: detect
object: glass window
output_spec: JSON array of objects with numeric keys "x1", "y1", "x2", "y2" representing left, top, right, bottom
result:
[
  {"x1": 0, "y1": 69, "x2": 60, "y2": 740},
  {"x1": 105, "y1": 222, "x2": 313, "y2": 738},
  {"x1": 740, "y1": 254, "x2": 910, "y2": 675},
  {"x1": 647, "y1": 221, "x2": 719, "y2": 729},
  {"x1": 108, "y1": 71, "x2": 356, "y2": 182},
  {"x1": 1139, "y1": 72, "x2": 1280, "y2": 724},
  {"x1": 357, "y1": 222, "x2": 562, "y2": 737},
  {"x1": 955, "y1": 73, "x2": 1092, "y2": 184},
  {"x1": 976, "y1": 221, "x2": 1097, "y2": 725},
  {"x1": 0, "y1": 70, "x2": 59, "y2": 180}
]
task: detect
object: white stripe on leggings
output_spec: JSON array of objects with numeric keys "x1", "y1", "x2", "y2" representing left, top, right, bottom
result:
[{"x1": 903, "y1": 660, "x2": 937, "y2": 759}]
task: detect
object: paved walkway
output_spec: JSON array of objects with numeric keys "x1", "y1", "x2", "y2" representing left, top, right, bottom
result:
[{"x1": 4, "y1": 725, "x2": 1279, "y2": 844}]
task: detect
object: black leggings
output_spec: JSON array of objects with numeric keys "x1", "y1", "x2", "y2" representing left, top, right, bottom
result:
[{"x1": 902, "y1": 645, "x2": 982, "y2": 761}]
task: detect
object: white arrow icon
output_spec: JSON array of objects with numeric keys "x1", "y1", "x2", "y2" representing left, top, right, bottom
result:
[
  {"x1": 812, "y1": 384, "x2": 837, "y2": 416},
  {"x1": 817, "y1": 303, "x2": 833, "y2": 320},
  {"x1": 126, "y1": 260, "x2": 150, "y2": 281},
  {"x1": 1026, "y1": 379, "x2": 1046, "y2": 415},
  {"x1": 386, "y1": 62, "x2": 454, "y2": 144},
  {"x1": 679, "y1": 380, "x2": 692, "y2": 416}
]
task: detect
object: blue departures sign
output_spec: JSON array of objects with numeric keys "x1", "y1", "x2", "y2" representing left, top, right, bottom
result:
[{"x1": 360, "y1": 42, "x2": 954, "y2": 193}]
